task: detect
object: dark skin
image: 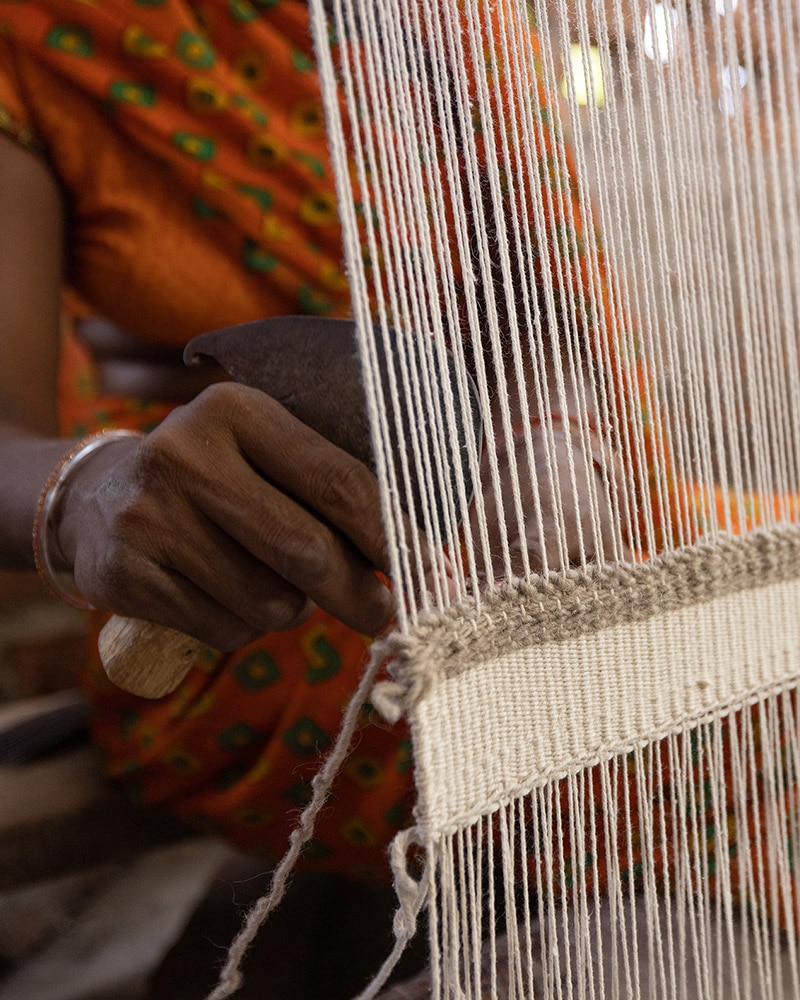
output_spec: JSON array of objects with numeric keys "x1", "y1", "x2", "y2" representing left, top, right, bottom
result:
[{"x1": 0, "y1": 133, "x2": 395, "y2": 651}]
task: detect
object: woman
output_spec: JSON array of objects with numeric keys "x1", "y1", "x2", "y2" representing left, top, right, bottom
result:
[
  {"x1": 0, "y1": 0, "x2": 420, "y2": 874},
  {"x1": 0, "y1": 0, "x2": 654, "y2": 877}
]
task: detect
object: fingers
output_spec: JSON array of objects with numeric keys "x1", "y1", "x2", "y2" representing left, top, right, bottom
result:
[
  {"x1": 472, "y1": 426, "x2": 626, "y2": 580},
  {"x1": 191, "y1": 458, "x2": 395, "y2": 637},
  {"x1": 158, "y1": 511, "x2": 317, "y2": 640},
  {"x1": 161, "y1": 502, "x2": 395, "y2": 640},
  {"x1": 101, "y1": 384, "x2": 395, "y2": 637},
  {"x1": 104, "y1": 555, "x2": 307, "y2": 653},
  {"x1": 228, "y1": 387, "x2": 393, "y2": 573},
  {"x1": 75, "y1": 496, "x2": 318, "y2": 650},
  {"x1": 233, "y1": 388, "x2": 436, "y2": 594},
  {"x1": 182, "y1": 385, "x2": 397, "y2": 634}
]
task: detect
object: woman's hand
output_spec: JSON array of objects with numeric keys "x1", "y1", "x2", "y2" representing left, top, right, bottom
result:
[
  {"x1": 470, "y1": 421, "x2": 629, "y2": 581},
  {"x1": 55, "y1": 381, "x2": 396, "y2": 650}
]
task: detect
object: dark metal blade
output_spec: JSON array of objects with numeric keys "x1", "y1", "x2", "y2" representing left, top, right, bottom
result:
[{"x1": 184, "y1": 315, "x2": 482, "y2": 529}]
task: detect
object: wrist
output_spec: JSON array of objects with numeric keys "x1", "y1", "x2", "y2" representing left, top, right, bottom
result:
[{"x1": 33, "y1": 430, "x2": 145, "y2": 609}]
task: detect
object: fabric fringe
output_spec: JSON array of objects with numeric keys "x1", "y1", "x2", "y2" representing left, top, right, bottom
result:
[{"x1": 422, "y1": 693, "x2": 800, "y2": 999}]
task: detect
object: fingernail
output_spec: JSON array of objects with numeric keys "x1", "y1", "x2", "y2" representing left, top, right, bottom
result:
[{"x1": 424, "y1": 569, "x2": 457, "y2": 600}]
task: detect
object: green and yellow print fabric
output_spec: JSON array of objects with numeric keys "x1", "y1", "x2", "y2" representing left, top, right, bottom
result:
[
  {"x1": 82, "y1": 600, "x2": 414, "y2": 876},
  {"x1": 0, "y1": 0, "x2": 351, "y2": 340}
]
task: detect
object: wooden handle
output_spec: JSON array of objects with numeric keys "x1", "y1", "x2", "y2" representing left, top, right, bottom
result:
[{"x1": 98, "y1": 616, "x2": 205, "y2": 699}]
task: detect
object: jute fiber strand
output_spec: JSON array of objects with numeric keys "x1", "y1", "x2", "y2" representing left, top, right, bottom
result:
[{"x1": 206, "y1": 0, "x2": 800, "y2": 997}]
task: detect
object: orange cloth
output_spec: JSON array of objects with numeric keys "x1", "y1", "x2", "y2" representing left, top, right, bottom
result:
[
  {"x1": 1, "y1": 0, "x2": 413, "y2": 877},
  {"x1": 0, "y1": 1, "x2": 350, "y2": 345}
]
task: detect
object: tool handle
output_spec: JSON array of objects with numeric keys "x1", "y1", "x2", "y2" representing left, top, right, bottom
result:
[{"x1": 98, "y1": 616, "x2": 205, "y2": 699}]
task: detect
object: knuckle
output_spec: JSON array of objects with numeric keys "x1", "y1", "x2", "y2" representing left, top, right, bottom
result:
[
  {"x1": 132, "y1": 432, "x2": 181, "y2": 484},
  {"x1": 316, "y1": 460, "x2": 375, "y2": 512},
  {"x1": 193, "y1": 379, "x2": 241, "y2": 413},
  {"x1": 276, "y1": 530, "x2": 333, "y2": 587},
  {"x1": 194, "y1": 381, "x2": 270, "y2": 429}
]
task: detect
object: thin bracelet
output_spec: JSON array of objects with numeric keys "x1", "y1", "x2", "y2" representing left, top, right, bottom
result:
[{"x1": 32, "y1": 429, "x2": 145, "y2": 611}]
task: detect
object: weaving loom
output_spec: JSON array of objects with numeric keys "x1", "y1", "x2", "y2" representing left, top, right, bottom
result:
[{"x1": 211, "y1": 0, "x2": 800, "y2": 996}]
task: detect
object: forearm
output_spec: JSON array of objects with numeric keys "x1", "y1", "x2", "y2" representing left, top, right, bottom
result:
[
  {"x1": 0, "y1": 423, "x2": 81, "y2": 570},
  {"x1": 0, "y1": 136, "x2": 74, "y2": 570}
]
